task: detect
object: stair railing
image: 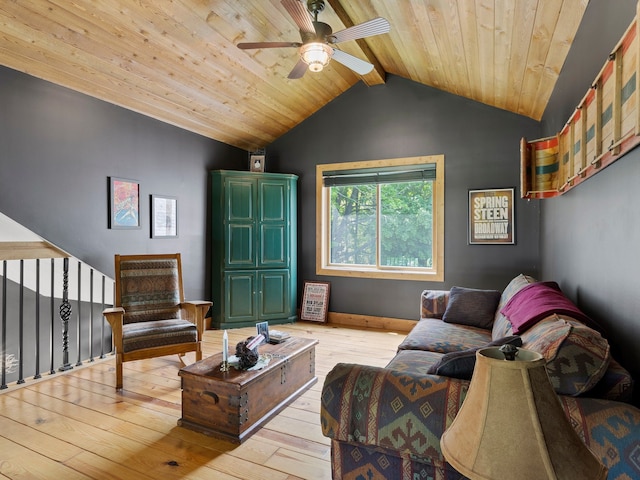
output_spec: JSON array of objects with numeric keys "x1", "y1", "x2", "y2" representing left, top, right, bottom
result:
[{"x1": 0, "y1": 241, "x2": 114, "y2": 389}]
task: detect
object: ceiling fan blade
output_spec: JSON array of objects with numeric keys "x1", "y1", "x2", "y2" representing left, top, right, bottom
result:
[
  {"x1": 331, "y1": 49, "x2": 374, "y2": 76},
  {"x1": 281, "y1": 0, "x2": 316, "y2": 35},
  {"x1": 330, "y1": 17, "x2": 390, "y2": 44},
  {"x1": 237, "y1": 41, "x2": 301, "y2": 50},
  {"x1": 288, "y1": 59, "x2": 308, "y2": 79}
]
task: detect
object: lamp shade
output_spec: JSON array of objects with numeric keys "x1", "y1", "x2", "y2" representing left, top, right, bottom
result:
[
  {"x1": 300, "y1": 42, "x2": 333, "y2": 72},
  {"x1": 440, "y1": 347, "x2": 607, "y2": 480}
]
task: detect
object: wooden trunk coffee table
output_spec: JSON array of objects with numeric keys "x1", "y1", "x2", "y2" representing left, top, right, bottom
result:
[{"x1": 178, "y1": 336, "x2": 318, "y2": 443}]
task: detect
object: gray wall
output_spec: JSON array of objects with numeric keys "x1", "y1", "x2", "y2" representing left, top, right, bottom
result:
[
  {"x1": 0, "y1": 65, "x2": 246, "y2": 299},
  {"x1": 269, "y1": 75, "x2": 542, "y2": 320},
  {"x1": 540, "y1": 0, "x2": 640, "y2": 395}
]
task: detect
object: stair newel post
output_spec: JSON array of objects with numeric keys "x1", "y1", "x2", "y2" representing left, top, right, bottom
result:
[{"x1": 59, "y1": 257, "x2": 73, "y2": 372}]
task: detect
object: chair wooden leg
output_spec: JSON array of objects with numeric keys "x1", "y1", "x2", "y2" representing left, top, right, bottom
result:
[
  {"x1": 196, "y1": 344, "x2": 202, "y2": 362},
  {"x1": 178, "y1": 352, "x2": 188, "y2": 367},
  {"x1": 115, "y1": 353, "x2": 123, "y2": 390}
]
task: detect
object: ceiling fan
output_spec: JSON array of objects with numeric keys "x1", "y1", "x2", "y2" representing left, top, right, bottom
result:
[{"x1": 237, "y1": 0, "x2": 390, "y2": 79}]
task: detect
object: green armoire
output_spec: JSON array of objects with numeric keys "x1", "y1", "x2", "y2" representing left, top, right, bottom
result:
[{"x1": 210, "y1": 170, "x2": 298, "y2": 329}]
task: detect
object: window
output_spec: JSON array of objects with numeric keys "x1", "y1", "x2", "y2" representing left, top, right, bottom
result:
[{"x1": 316, "y1": 155, "x2": 444, "y2": 281}]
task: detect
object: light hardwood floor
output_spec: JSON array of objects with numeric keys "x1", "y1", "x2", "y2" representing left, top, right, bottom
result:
[{"x1": 0, "y1": 322, "x2": 406, "y2": 479}]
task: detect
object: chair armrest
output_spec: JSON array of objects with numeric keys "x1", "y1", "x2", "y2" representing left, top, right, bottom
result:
[
  {"x1": 102, "y1": 307, "x2": 125, "y2": 351},
  {"x1": 180, "y1": 301, "x2": 213, "y2": 339},
  {"x1": 321, "y1": 363, "x2": 468, "y2": 463}
]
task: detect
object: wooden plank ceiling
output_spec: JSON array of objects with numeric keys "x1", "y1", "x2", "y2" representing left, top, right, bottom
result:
[{"x1": 0, "y1": 0, "x2": 588, "y2": 151}]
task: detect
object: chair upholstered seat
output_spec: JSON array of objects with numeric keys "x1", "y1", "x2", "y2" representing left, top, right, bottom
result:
[
  {"x1": 122, "y1": 319, "x2": 198, "y2": 353},
  {"x1": 103, "y1": 253, "x2": 212, "y2": 390}
]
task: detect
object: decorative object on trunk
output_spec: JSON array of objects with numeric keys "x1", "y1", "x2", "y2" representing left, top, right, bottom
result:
[{"x1": 235, "y1": 335, "x2": 264, "y2": 369}]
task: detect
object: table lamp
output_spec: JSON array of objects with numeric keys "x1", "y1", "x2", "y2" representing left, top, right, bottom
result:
[{"x1": 440, "y1": 346, "x2": 607, "y2": 479}]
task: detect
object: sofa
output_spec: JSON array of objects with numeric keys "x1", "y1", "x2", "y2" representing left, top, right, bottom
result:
[{"x1": 320, "y1": 274, "x2": 640, "y2": 479}]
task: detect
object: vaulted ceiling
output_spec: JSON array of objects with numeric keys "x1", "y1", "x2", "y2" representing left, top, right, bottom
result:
[{"x1": 0, "y1": 1, "x2": 588, "y2": 151}]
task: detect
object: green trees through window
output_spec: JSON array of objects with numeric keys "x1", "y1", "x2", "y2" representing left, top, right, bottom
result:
[{"x1": 329, "y1": 181, "x2": 433, "y2": 268}]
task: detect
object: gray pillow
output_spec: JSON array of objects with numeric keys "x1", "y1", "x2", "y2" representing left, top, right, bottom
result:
[
  {"x1": 441, "y1": 286, "x2": 501, "y2": 329},
  {"x1": 426, "y1": 335, "x2": 523, "y2": 379}
]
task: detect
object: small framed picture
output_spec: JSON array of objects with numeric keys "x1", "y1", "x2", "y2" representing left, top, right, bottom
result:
[
  {"x1": 151, "y1": 194, "x2": 178, "y2": 238},
  {"x1": 109, "y1": 177, "x2": 140, "y2": 229},
  {"x1": 256, "y1": 321, "x2": 269, "y2": 343},
  {"x1": 250, "y1": 154, "x2": 265, "y2": 172},
  {"x1": 300, "y1": 281, "x2": 331, "y2": 323},
  {"x1": 468, "y1": 188, "x2": 515, "y2": 245}
]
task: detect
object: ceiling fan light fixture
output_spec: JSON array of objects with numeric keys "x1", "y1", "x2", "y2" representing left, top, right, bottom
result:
[{"x1": 300, "y1": 42, "x2": 333, "y2": 72}]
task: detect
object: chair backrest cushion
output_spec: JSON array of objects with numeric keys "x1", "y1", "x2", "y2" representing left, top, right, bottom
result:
[{"x1": 118, "y1": 257, "x2": 182, "y2": 324}]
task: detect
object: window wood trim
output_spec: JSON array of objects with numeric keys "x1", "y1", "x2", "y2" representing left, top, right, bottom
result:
[{"x1": 315, "y1": 155, "x2": 445, "y2": 282}]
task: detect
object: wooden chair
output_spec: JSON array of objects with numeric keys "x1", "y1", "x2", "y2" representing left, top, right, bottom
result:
[{"x1": 103, "y1": 253, "x2": 212, "y2": 390}]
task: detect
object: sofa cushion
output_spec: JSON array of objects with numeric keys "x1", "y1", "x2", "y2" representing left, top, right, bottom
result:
[
  {"x1": 492, "y1": 273, "x2": 537, "y2": 340},
  {"x1": 420, "y1": 290, "x2": 449, "y2": 319},
  {"x1": 500, "y1": 281, "x2": 595, "y2": 334},
  {"x1": 385, "y1": 349, "x2": 443, "y2": 373},
  {"x1": 521, "y1": 314, "x2": 611, "y2": 396},
  {"x1": 397, "y1": 318, "x2": 492, "y2": 353},
  {"x1": 425, "y1": 335, "x2": 523, "y2": 380},
  {"x1": 441, "y1": 286, "x2": 501, "y2": 329}
]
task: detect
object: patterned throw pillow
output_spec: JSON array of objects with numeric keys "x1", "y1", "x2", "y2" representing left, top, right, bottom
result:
[
  {"x1": 426, "y1": 335, "x2": 523, "y2": 379},
  {"x1": 420, "y1": 290, "x2": 450, "y2": 319},
  {"x1": 522, "y1": 315, "x2": 611, "y2": 396},
  {"x1": 442, "y1": 286, "x2": 501, "y2": 329}
]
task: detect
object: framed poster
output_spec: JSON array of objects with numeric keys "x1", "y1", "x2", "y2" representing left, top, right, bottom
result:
[
  {"x1": 300, "y1": 281, "x2": 330, "y2": 322},
  {"x1": 109, "y1": 177, "x2": 140, "y2": 229},
  {"x1": 151, "y1": 194, "x2": 178, "y2": 238},
  {"x1": 468, "y1": 188, "x2": 515, "y2": 245}
]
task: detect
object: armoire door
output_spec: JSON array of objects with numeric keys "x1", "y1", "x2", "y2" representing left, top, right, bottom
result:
[
  {"x1": 258, "y1": 179, "x2": 289, "y2": 269},
  {"x1": 258, "y1": 270, "x2": 290, "y2": 320}
]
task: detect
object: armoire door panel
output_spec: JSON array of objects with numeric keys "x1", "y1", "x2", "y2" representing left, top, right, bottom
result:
[
  {"x1": 260, "y1": 181, "x2": 286, "y2": 222},
  {"x1": 227, "y1": 224, "x2": 255, "y2": 267},
  {"x1": 259, "y1": 271, "x2": 289, "y2": 319},
  {"x1": 227, "y1": 179, "x2": 255, "y2": 222},
  {"x1": 226, "y1": 272, "x2": 256, "y2": 321},
  {"x1": 260, "y1": 224, "x2": 287, "y2": 267}
]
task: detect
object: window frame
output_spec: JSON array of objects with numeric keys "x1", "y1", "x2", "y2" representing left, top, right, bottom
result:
[{"x1": 316, "y1": 155, "x2": 445, "y2": 281}]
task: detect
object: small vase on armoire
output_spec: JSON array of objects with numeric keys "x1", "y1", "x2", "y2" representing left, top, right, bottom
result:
[{"x1": 210, "y1": 170, "x2": 298, "y2": 329}]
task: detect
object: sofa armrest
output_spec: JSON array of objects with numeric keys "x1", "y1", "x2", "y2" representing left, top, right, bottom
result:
[
  {"x1": 321, "y1": 363, "x2": 468, "y2": 463},
  {"x1": 561, "y1": 396, "x2": 640, "y2": 479}
]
